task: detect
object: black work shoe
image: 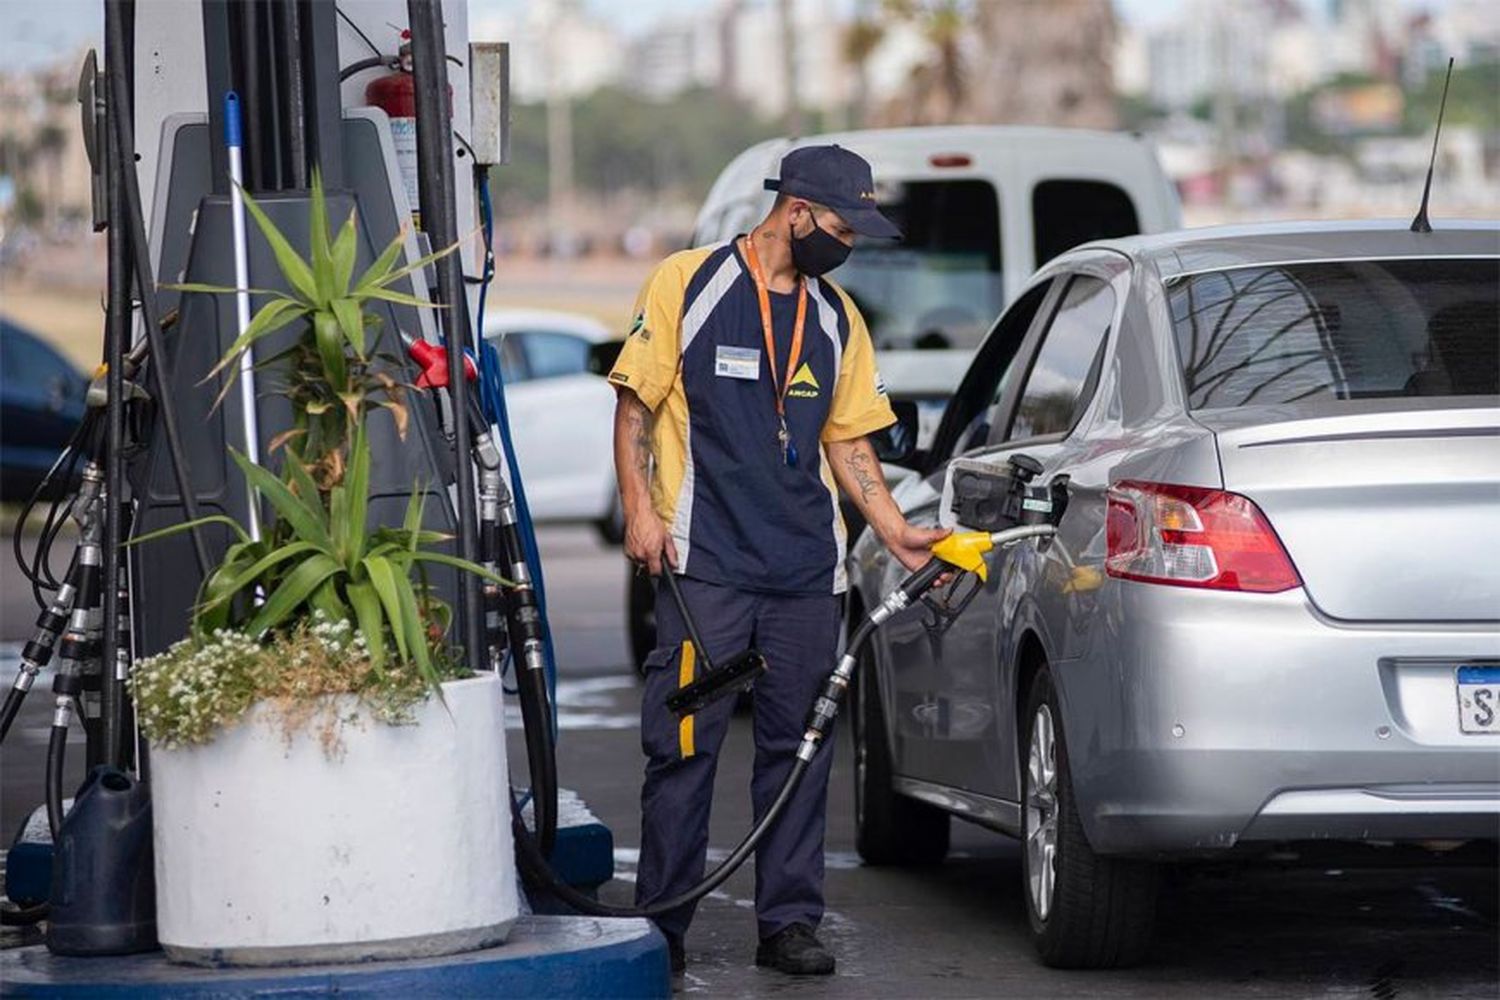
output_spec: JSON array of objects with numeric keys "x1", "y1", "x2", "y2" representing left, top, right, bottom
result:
[
  {"x1": 666, "y1": 934, "x2": 686, "y2": 975},
  {"x1": 755, "y1": 923, "x2": 835, "y2": 975}
]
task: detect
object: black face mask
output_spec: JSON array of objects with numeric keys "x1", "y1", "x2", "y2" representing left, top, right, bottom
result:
[{"x1": 789, "y1": 214, "x2": 852, "y2": 277}]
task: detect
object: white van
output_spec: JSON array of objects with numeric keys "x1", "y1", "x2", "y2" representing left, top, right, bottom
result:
[{"x1": 694, "y1": 125, "x2": 1181, "y2": 352}]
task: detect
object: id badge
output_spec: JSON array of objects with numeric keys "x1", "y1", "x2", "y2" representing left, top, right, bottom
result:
[{"x1": 715, "y1": 345, "x2": 761, "y2": 381}]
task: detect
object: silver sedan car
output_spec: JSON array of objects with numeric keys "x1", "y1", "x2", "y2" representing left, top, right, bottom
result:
[{"x1": 847, "y1": 220, "x2": 1500, "y2": 969}]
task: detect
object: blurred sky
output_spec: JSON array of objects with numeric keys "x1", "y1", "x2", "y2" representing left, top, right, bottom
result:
[{"x1": 0, "y1": 0, "x2": 1460, "y2": 71}]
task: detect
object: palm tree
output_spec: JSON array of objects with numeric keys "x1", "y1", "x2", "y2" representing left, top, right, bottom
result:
[
  {"x1": 842, "y1": 13, "x2": 885, "y2": 129},
  {"x1": 970, "y1": 0, "x2": 1118, "y2": 128},
  {"x1": 32, "y1": 123, "x2": 68, "y2": 231},
  {"x1": 879, "y1": 0, "x2": 971, "y2": 126}
]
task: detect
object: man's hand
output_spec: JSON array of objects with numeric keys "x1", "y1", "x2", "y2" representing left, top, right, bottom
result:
[
  {"x1": 881, "y1": 520, "x2": 951, "y2": 575},
  {"x1": 624, "y1": 511, "x2": 679, "y2": 577}
]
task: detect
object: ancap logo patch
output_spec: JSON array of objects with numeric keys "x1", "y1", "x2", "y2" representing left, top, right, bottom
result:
[
  {"x1": 788, "y1": 362, "x2": 820, "y2": 398},
  {"x1": 628, "y1": 312, "x2": 651, "y2": 341}
]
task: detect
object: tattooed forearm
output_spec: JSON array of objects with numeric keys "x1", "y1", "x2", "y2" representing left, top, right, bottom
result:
[
  {"x1": 844, "y1": 444, "x2": 880, "y2": 503},
  {"x1": 827, "y1": 436, "x2": 905, "y2": 543},
  {"x1": 613, "y1": 389, "x2": 655, "y2": 518},
  {"x1": 624, "y1": 395, "x2": 652, "y2": 477}
]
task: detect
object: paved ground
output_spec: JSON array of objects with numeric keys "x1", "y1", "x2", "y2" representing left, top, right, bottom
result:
[{"x1": 3, "y1": 525, "x2": 1497, "y2": 997}]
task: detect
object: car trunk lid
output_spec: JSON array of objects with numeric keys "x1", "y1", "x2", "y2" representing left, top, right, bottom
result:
[{"x1": 1205, "y1": 401, "x2": 1500, "y2": 622}]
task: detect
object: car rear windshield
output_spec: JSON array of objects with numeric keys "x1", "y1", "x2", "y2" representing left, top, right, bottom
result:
[
  {"x1": 836, "y1": 179, "x2": 1002, "y2": 351},
  {"x1": 1168, "y1": 257, "x2": 1500, "y2": 409}
]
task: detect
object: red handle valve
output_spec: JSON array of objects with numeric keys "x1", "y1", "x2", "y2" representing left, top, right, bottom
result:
[{"x1": 406, "y1": 337, "x2": 477, "y2": 390}]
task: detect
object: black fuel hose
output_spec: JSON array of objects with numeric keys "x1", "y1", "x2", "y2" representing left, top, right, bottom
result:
[
  {"x1": 516, "y1": 665, "x2": 559, "y2": 859},
  {"x1": 46, "y1": 723, "x2": 68, "y2": 843},
  {"x1": 512, "y1": 757, "x2": 812, "y2": 919},
  {"x1": 338, "y1": 55, "x2": 399, "y2": 82},
  {"x1": 1, "y1": 902, "x2": 49, "y2": 926},
  {"x1": 499, "y1": 518, "x2": 559, "y2": 860},
  {"x1": 0, "y1": 689, "x2": 23, "y2": 745}
]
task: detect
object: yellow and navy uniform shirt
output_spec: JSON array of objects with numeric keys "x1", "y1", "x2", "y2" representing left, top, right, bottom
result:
[{"x1": 609, "y1": 240, "x2": 895, "y2": 596}]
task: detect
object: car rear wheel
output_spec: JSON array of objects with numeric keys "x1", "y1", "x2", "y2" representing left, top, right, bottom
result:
[
  {"x1": 853, "y1": 649, "x2": 949, "y2": 866},
  {"x1": 1022, "y1": 665, "x2": 1158, "y2": 968}
]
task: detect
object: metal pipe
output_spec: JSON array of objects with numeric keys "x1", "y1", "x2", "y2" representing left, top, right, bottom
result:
[
  {"x1": 407, "y1": 0, "x2": 486, "y2": 672},
  {"x1": 104, "y1": 0, "x2": 211, "y2": 577},
  {"x1": 275, "y1": 0, "x2": 307, "y2": 189},
  {"x1": 225, "y1": 92, "x2": 263, "y2": 541},
  {"x1": 100, "y1": 47, "x2": 129, "y2": 766}
]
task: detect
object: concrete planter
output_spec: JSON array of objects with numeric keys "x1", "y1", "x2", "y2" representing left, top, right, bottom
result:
[{"x1": 149, "y1": 673, "x2": 518, "y2": 967}]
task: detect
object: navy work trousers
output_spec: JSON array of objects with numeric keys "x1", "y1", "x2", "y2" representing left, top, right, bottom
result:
[{"x1": 634, "y1": 574, "x2": 841, "y2": 940}]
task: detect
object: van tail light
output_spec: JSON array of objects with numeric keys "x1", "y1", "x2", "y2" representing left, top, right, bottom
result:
[
  {"x1": 1105, "y1": 481, "x2": 1300, "y2": 593},
  {"x1": 929, "y1": 153, "x2": 972, "y2": 168}
]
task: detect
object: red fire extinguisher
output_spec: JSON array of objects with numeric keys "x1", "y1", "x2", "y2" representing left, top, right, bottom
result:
[{"x1": 365, "y1": 29, "x2": 450, "y2": 227}]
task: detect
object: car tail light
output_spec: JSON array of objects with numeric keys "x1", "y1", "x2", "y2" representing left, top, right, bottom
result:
[
  {"x1": 1105, "y1": 481, "x2": 1300, "y2": 592},
  {"x1": 929, "y1": 153, "x2": 972, "y2": 168}
]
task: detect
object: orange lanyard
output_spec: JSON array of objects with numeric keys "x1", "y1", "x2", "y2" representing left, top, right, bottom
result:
[{"x1": 741, "y1": 236, "x2": 807, "y2": 420}]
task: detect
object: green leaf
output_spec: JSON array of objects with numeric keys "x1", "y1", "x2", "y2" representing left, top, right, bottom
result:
[
  {"x1": 391, "y1": 569, "x2": 434, "y2": 681},
  {"x1": 361, "y1": 286, "x2": 441, "y2": 310},
  {"x1": 309, "y1": 169, "x2": 333, "y2": 302},
  {"x1": 402, "y1": 484, "x2": 425, "y2": 536},
  {"x1": 352, "y1": 227, "x2": 408, "y2": 295},
  {"x1": 245, "y1": 552, "x2": 342, "y2": 637},
  {"x1": 194, "y1": 541, "x2": 261, "y2": 635},
  {"x1": 239, "y1": 184, "x2": 318, "y2": 302},
  {"x1": 167, "y1": 281, "x2": 280, "y2": 297},
  {"x1": 229, "y1": 449, "x2": 332, "y2": 551},
  {"x1": 128, "y1": 513, "x2": 251, "y2": 547},
  {"x1": 328, "y1": 483, "x2": 349, "y2": 559},
  {"x1": 408, "y1": 551, "x2": 509, "y2": 586},
  {"x1": 312, "y1": 311, "x2": 348, "y2": 389},
  {"x1": 344, "y1": 426, "x2": 372, "y2": 564},
  {"x1": 281, "y1": 450, "x2": 325, "y2": 514},
  {"x1": 203, "y1": 297, "x2": 308, "y2": 381},
  {"x1": 367, "y1": 239, "x2": 461, "y2": 291},
  {"x1": 331, "y1": 296, "x2": 367, "y2": 358},
  {"x1": 345, "y1": 580, "x2": 387, "y2": 672},
  {"x1": 363, "y1": 555, "x2": 410, "y2": 664},
  {"x1": 331, "y1": 208, "x2": 359, "y2": 294},
  {"x1": 309, "y1": 579, "x2": 347, "y2": 623},
  {"x1": 198, "y1": 541, "x2": 323, "y2": 610}
]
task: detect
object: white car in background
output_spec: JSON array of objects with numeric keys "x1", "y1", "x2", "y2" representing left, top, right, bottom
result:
[{"x1": 484, "y1": 309, "x2": 622, "y2": 542}]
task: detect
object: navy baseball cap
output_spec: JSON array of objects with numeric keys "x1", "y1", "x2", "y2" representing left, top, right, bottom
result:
[{"x1": 765, "y1": 145, "x2": 901, "y2": 239}]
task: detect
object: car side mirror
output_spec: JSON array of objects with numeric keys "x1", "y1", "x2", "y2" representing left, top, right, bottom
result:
[
  {"x1": 587, "y1": 339, "x2": 625, "y2": 377},
  {"x1": 871, "y1": 400, "x2": 920, "y2": 465}
]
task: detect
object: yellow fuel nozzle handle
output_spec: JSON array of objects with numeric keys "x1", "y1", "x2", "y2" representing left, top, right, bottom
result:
[{"x1": 930, "y1": 531, "x2": 995, "y2": 582}]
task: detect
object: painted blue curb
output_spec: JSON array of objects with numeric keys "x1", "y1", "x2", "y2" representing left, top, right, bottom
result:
[
  {"x1": 548, "y1": 821, "x2": 615, "y2": 890},
  {"x1": 0, "y1": 916, "x2": 669, "y2": 999}
]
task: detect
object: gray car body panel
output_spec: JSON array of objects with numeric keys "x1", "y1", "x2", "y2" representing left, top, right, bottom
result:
[{"x1": 849, "y1": 220, "x2": 1500, "y2": 857}]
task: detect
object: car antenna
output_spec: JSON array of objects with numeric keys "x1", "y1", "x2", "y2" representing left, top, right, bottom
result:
[{"x1": 1410, "y1": 57, "x2": 1454, "y2": 234}]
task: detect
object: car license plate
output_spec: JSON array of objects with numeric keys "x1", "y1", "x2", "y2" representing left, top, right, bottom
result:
[{"x1": 1456, "y1": 665, "x2": 1500, "y2": 734}]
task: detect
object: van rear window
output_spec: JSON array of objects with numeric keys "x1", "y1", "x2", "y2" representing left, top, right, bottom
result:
[
  {"x1": 1168, "y1": 258, "x2": 1500, "y2": 409},
  {"x1": 836, "y1": 179, "x2": 1002, "y2": 351},
  {"x1": 1032, "y1": 180, "x2": 1139, "y2": 266}
]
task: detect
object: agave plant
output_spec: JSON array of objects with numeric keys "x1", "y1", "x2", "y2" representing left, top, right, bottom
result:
[
  {"x1": 135, "y1": 426, "x2": 492, "y2": 684},
  {"x1": 175, "y1": 170, "x2": 452, "y2": 484},
  {"x1": 140, "y1": 172, "x2": 497, "y2": 687}
]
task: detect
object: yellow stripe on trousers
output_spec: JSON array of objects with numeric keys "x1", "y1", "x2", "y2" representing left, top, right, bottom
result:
[{"x1": 678, "y1": 641, "x2": 696, "y2": 759}]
